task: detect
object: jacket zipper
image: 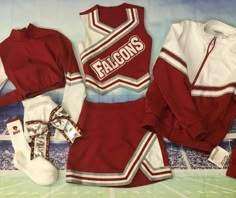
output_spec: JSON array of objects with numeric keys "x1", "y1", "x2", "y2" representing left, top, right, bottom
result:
[{"x1": 191, "y1": 36, "x2": 217, "y2": 87}]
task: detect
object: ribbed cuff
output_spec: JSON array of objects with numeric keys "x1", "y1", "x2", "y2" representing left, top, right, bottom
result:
[
  {"x1": 22, "y1": 95, "x2": 51, "y2": 108},
  {"x1": 142, "y1": 113, "x2": 158, "y2": 132},
  {"x1": 0, "y1": 91, "x2": 23, "y2": 107},
  {"x1": 187, "y1": 120, "x2": 208, "y2": 141}
]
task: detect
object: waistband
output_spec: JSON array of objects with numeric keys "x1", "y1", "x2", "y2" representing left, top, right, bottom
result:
[{"x1": 81, "y1": 97, "x2": 145, "y2": 112}]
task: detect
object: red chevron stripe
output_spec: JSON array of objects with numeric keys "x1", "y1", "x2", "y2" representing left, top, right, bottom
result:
[{"x1": 85, "y1": 75, "x2": 150, "y2": 90}]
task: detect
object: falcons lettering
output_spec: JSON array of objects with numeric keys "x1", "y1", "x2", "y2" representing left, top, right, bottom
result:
[{"x1": 90, "y1": 36, "x2": 145, "y2": 80}]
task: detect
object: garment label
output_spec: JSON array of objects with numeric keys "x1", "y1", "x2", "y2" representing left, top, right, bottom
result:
[{"x1": 208, "y1": 146, "x2": 230, "y2": 168}]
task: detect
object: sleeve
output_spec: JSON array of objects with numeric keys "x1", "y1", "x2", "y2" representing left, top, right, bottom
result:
[
  {"x1": 145, "y1": 21, "x2": 207, "y2": 140},
  {"x1": 0, "y1": 56, "x2": 23, "y2": 107},
  {"x1": 0, "y1": 57, "x2": 8, "y2": 91},
  {"x1": 226, "y1": 146, "x2": 236, "y2": 179},
  {"x1": 56, "y1": 33, "x2": 86, "y2": 123},
  {"x1": 143, "y1": 79, "x2": 168, "y2": 132}
]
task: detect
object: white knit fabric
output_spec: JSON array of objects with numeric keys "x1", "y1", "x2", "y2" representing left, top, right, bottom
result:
[{"x1": 6, "y1": 119, "x2": 58, "y2": 185}]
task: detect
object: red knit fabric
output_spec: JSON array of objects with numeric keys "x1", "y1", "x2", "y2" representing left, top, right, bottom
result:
[
  {"x1": 226, "y1": 146, "x2": 236, "y2": 179},
  {"x1": 0, "y1": 24, "x2": 80, "y2": 107}
]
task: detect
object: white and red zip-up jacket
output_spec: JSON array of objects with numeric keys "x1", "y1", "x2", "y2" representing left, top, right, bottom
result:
[{"x1": 144, "y1": 20, "x2": 236, "y2": 152}]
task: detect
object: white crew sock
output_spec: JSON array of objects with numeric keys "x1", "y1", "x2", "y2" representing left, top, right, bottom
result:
[{"x1": 7, "y1": 118, "x2": 58, "y2": 186}]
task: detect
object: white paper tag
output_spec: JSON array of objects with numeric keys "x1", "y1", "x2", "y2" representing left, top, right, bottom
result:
[{"x1": 208, "y1": 146, "x2": 230, "y2": 168}]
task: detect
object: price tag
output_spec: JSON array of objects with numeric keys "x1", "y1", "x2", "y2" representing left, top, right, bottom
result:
[{"x1": 208, "y1": 146, "x2": 230, "y2": 168}]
